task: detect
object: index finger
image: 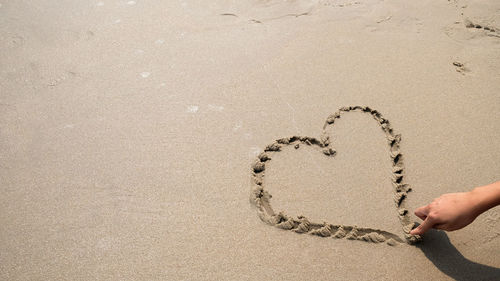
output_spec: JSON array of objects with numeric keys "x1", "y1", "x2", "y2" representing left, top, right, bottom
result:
[{"x1": 410, "y1": 215, "x2": 436, "y2": 235}]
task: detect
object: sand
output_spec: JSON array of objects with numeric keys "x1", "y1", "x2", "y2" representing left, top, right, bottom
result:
[{"x1": 1, "y1": 0, "x2": 499, "y2": 280}]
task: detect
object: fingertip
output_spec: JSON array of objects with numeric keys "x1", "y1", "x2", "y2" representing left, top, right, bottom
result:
[
  {"x1": 410, "y1": 227, "x2": 421, "y2": 236},
  {"x1": 415, "y1": 218, "x2": 435, "y2": 235}
]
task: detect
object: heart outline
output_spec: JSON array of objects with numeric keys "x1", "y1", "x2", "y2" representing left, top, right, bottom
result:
[{"x1": 250, "y1": 106, "x2": 421, "y2": 245}]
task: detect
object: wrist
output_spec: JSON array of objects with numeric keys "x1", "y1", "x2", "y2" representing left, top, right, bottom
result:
[{"x1": 469, "y1": 181, "x2": 500, "y2": 215}]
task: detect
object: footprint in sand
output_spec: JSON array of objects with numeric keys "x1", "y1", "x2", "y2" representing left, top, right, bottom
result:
[
  {"x1": 452, "y1": 61, "x2": 470, "y2": 74},
  {"x1": 445, "y1": 18, "x2": 500, "y2": 42},
  {"x1": 250, "y1": 106, "x2": 422, "y2": 246}
]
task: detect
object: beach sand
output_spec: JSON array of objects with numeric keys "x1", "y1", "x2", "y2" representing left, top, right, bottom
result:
[{"x1": 1, "y1": 0, "x2": 499, "y2": 280}]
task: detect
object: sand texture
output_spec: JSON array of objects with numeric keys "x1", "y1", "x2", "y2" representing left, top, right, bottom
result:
[{"x1": 1, "y1": 0, "x2": 500, "y2": 280}]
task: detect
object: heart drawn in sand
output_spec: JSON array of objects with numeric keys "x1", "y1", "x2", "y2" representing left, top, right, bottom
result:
[{"x1": 250, "y1": 106, "x2": 422, "y2": 246}]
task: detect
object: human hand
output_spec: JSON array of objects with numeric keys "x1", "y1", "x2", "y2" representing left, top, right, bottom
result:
[{"x1": 410, "y1": 192, "x2": 481, "y2": 235}]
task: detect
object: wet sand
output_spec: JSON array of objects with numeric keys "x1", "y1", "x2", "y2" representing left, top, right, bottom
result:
[{"x1": 1, "y1": 0, "x2": 499, "y2": 280}]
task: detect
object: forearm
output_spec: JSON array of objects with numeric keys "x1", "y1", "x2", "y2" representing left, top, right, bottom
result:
[{"x1": 470, "y1": 181, "x2": 500, "y2": 215}]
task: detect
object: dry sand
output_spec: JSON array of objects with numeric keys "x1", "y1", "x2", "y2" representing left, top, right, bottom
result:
[{"x1": 1, "y1": 0, "x2": 499, "y2": 280}]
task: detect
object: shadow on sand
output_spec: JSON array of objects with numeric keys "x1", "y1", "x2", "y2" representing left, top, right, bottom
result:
[{"x1": 418, "y1": 229, "x2": 500, "y2": 281}]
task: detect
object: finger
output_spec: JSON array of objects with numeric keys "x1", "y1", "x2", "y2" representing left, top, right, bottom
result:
[
  {"x1": 416, "y1": 214, "x2": 427, "y2": 221},
  {"x1": 410, "y1": 216, "x2": 435, "y2": 235},
  {"x1": 415, "y1": 211, "x2": 427, "y2": 220},
  {"x1": 414, "y1": 205, "x2": 430, "y2": 220}
]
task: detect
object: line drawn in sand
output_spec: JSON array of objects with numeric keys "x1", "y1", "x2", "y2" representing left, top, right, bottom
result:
[{"x1": 250, "y1": 106, "x2": 422, "y2": 245}]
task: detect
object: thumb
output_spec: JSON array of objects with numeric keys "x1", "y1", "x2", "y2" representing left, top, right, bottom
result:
[{"x1": 410, "y1": 216, "x2": 435, "y2": 235}]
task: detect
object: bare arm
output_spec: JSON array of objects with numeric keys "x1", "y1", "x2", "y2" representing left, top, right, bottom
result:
[{"x1": 410, "y1": 181, "x2": 500, "y2": 235}]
